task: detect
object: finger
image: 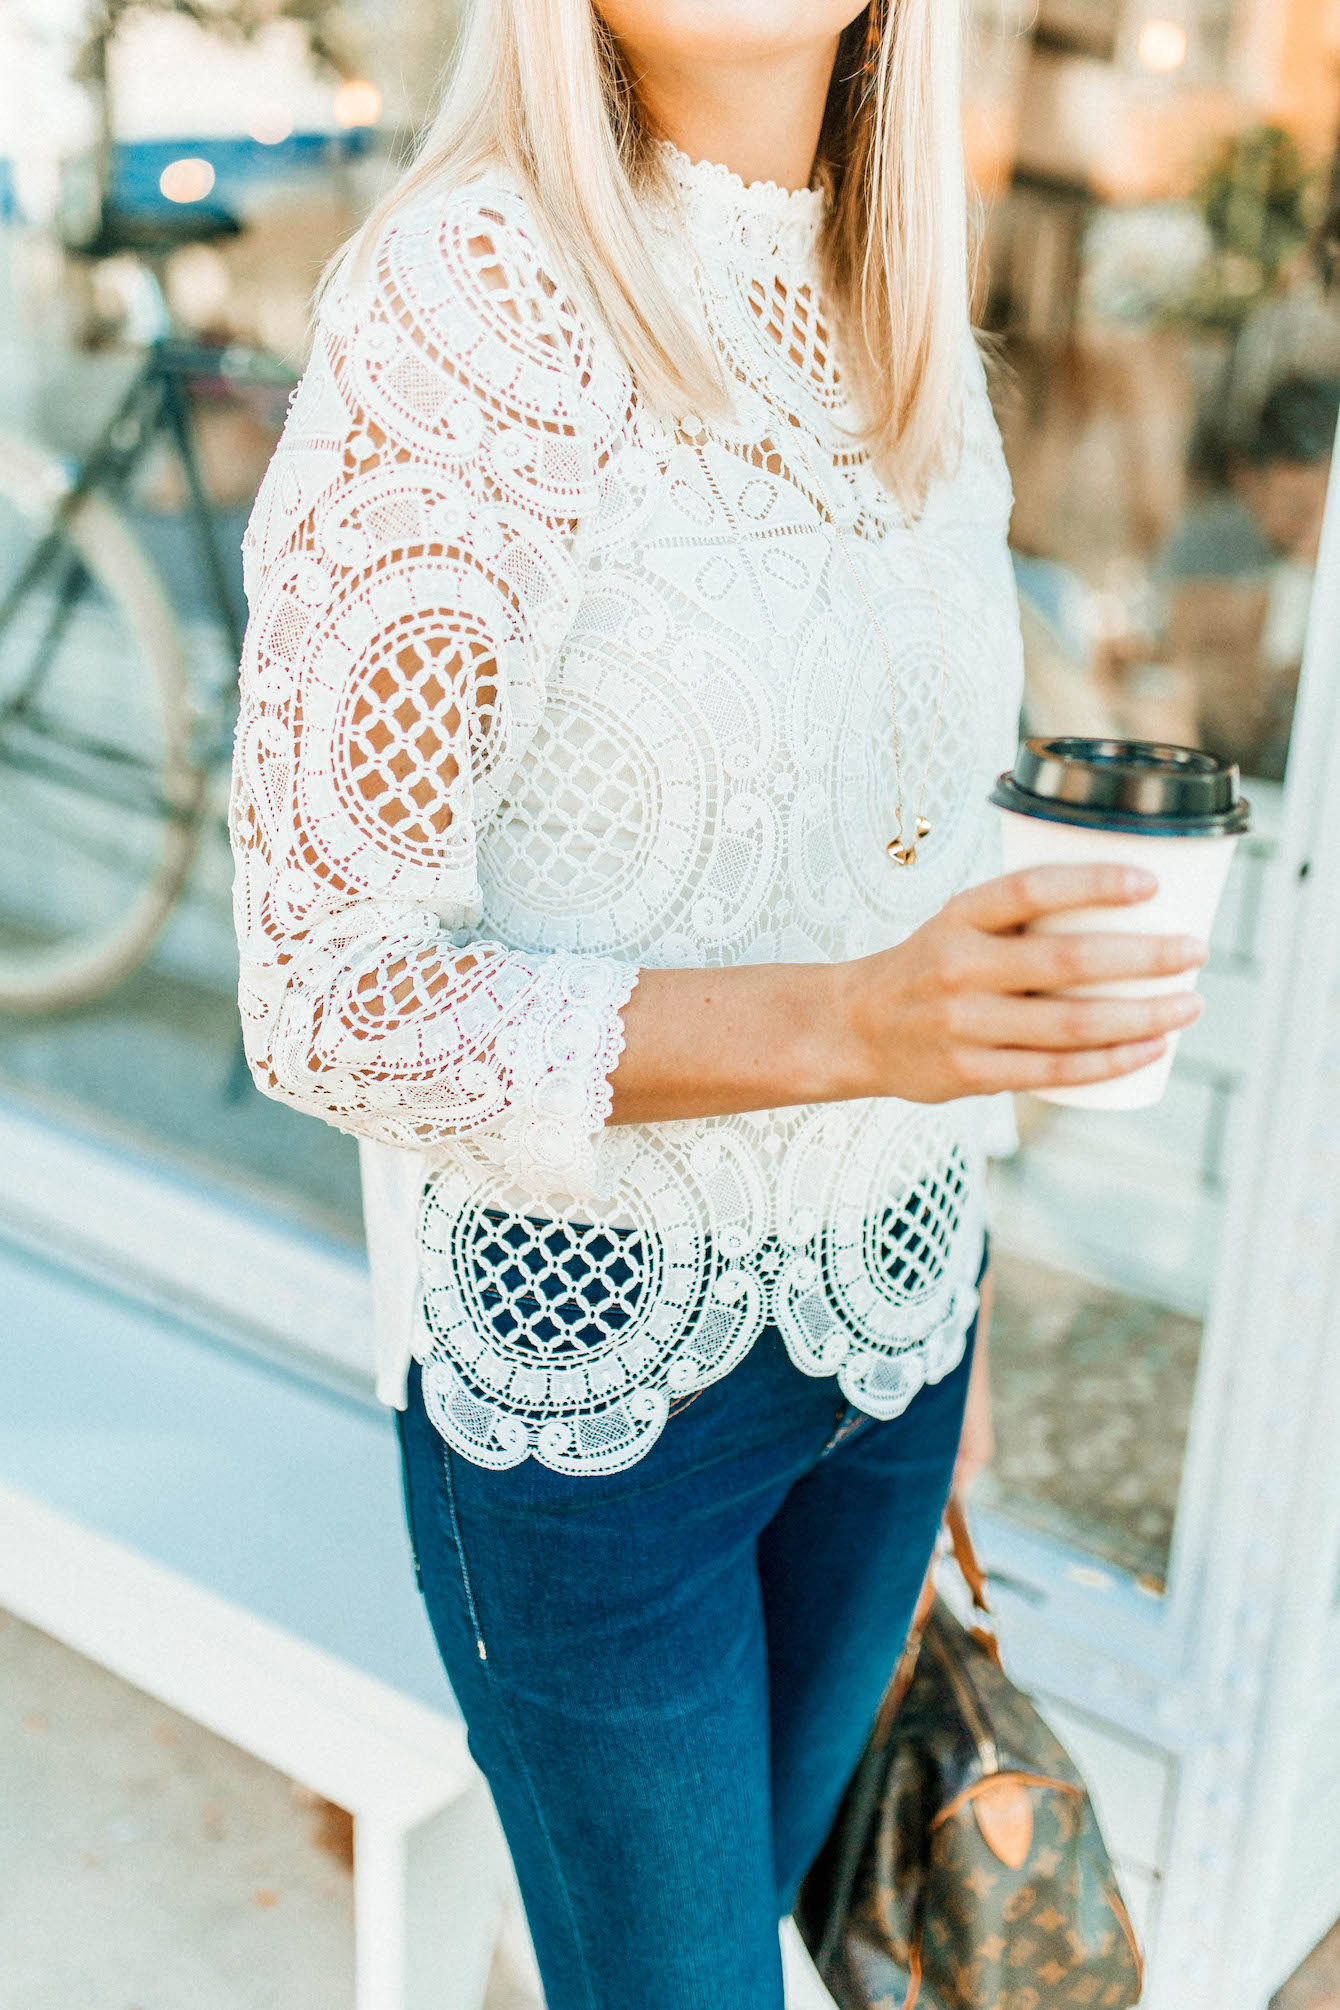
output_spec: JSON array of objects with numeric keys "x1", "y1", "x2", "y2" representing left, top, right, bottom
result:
[
  {"x1": 957, "y1": 863, "x2": 1160, "y2": 934},
  {"x1": 951, "y1": 989, "x2": 1202, "y2": 1050},
  {"x1": 975, "y1": 927, "x2": 1209, "y2": 994},
  {"x1": 965, "y1": 1035, "x2": 1170, "y2": 1094}
]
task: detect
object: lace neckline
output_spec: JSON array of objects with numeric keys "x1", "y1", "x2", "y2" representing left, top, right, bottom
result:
[{"x1": 648, "y1": 138, "x2": 829, "y2": 268}]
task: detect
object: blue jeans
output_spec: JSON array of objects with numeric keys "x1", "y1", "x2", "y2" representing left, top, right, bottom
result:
[{"x1": 394, "y1": 1228, "x2": 989, "y2": 2010}]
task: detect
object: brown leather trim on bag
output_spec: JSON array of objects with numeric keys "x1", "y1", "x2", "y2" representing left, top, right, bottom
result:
[
  {"x1": 911, "y1": 1566, "x2": 937, "y2": 1635},
  {"x1": 928, "y1": 1771, "x2": 1082, "y2": 1834},
  {"x1": 1108, "y1": 1881, "x2": 1147, "y2": 1994},
  {"x1": 903, "y1": 1936, "x2": 923, "y2": 2010},
  {"x1": 968, "y1": 1776, "x2": 1035, "y2": 1869},
  {"x1": 967, "y1": 1622, "x2": 1005, "y2": 1670}
]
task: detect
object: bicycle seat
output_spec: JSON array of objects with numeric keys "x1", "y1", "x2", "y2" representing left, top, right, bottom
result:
[{"x1": 71, "y1": 204, "x2": 243, "y2": 261}]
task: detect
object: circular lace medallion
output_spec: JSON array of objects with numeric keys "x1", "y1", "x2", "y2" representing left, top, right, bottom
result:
[{"x1": 416, "y1": 1130, "x2": 770, "y2": 1472}]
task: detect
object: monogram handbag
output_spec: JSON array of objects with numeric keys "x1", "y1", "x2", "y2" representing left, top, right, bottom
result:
[{"x1": 794, "y1": 1500, "x2": 1145, "y2": 2010}]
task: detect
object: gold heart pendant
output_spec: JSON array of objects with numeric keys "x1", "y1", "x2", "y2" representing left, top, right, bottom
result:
[{"x1": 887, "y1": 810, "x2": 929, "y2": 865}]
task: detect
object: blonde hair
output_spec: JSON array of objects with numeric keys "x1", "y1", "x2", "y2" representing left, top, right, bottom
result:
[{"x1": 334, "y1": 0, "x2": 970, "y2": 508}]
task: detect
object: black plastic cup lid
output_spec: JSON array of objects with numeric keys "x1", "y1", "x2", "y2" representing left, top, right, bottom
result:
[{"x1": 989, "y1": 737, "x2": 1251, "y2": 837}]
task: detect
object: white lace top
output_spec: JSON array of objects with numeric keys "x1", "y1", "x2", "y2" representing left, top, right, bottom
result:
[{"x1": 229, "y1": 142, "x2": 1025, "y2": 1475}]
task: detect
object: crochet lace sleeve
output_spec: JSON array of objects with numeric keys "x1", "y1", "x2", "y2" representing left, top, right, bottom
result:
[{"x1": 228, "y1": 185, "x2": 641, "y2": 1198}]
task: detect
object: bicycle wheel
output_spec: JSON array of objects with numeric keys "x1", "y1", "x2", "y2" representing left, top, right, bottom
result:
[{"x1": 0, "y1": 435, "x2": 206, "y2": 1011}]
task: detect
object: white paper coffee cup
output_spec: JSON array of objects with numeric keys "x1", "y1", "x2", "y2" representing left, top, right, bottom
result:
[{"x1": 989, "y1": 738, "x2": 1251, "y2": 1110}]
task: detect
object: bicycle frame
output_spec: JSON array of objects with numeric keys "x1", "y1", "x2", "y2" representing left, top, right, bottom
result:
[
  {"x1": 0, "y1": 218, "x2": 291, "y2": 1009},
  {"x1": 0, "y1": 339, "x2": 248, "y2": 685}
]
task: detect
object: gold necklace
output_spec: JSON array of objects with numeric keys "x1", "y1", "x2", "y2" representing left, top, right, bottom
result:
[{"x1": 750, "y1": 379, "x2": 951, "y2": 867}]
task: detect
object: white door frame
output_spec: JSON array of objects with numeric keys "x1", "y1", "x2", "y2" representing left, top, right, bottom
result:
[{"x1": 978, "y1": 431, "x2": 1340, "y2": 2008}]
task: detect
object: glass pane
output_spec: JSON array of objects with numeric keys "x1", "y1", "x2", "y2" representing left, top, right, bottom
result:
[
  {"x1": 0, "y1": 13, "x2": 389, "y2": 1249},
  {"x1": 966, "y1": 0, "x2": 1340, "y2": 1587}
]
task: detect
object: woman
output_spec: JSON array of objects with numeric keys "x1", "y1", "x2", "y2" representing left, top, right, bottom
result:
[{"x1": 228, "y1": 3, "x2": 1206, "y2": 2003}]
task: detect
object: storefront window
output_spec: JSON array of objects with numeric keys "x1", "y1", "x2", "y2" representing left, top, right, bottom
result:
[
  {"x1": 967, "y1": 0, "x2": 1340, "y2": 1585},
  {"x1": 1, "y1": 3, "x2": 1337, "y2": 1560},
  {"x1": 0, "y1": 8, "x2": 394, "y2": 1245}
]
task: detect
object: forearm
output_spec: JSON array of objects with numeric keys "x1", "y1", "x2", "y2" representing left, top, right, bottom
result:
[{"x1": 607, "y1": 961, "x2": 857, "y2": 1124}]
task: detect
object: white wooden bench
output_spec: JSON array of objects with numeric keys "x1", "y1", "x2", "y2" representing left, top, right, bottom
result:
[{"x1": 0, "y1": 1233, "x2": 515, "y2": 2010}]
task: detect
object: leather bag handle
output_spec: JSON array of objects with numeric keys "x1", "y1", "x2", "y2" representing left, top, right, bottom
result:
[
  {"x1": 944, "y1": 1493, "x2": 992, "y2": 1614},
  {"x1": 871, "y1": 1497, "x2": 997, "y2": 1754},
  {"x1": 944, "y1": 1492, "x2": 1004, "y2": 1669}
]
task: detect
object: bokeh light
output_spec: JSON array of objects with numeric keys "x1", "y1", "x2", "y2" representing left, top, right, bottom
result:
[
  {"x1": 248, "y1": 103, "x2": 294, "y2": 147},
  {"x1": 1137, "y1": 18, "x2": 1190, "y2": 72},
  {"x1": 332, "y1": 78, "x2": 382, "y2": 129},
  {"x1": 158, "y1": 157, "x2": 216, "y2": 204}
]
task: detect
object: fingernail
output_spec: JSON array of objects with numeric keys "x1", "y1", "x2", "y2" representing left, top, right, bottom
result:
[
  {"x1": 1181, "y1": 937, "x2": 1210, "y2": 963},
  {"x1": 1174, "y1": 994, "x2": 1203, "y2": 1020},
  {"x1": 1124, "y1": 868, "x2": 1158, "y2": 893}
]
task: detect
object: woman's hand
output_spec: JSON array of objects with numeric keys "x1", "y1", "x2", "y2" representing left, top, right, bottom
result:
[
  {"x1": 834, "y1": 862, "x2": 1210, "y2": 1105},
  {"x1": 609, "y1": 863, "x2": 1210, "y2": 1126},
  {"x1": 953, "y1": 1262, "x2": 996, "y2": 1497}
]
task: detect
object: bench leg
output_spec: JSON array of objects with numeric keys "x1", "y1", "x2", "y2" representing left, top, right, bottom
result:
[{"x1": 355, "y1": 1778, "x2": 509, "y2": 2010}]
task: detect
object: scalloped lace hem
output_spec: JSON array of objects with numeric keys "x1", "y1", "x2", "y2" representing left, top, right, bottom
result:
[{"x1": 412, "y1": 1244, "x2": 984, "y2": 1477}]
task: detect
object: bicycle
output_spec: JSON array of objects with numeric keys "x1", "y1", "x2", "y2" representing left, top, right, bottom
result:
[{"x1": 0, "y1": 203, "x2": 295, "y2": 1011}]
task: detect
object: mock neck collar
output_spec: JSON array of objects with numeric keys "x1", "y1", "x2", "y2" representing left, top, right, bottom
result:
[{"x1": 647, "y1": 138, "x2": 829, "y2": 269}]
